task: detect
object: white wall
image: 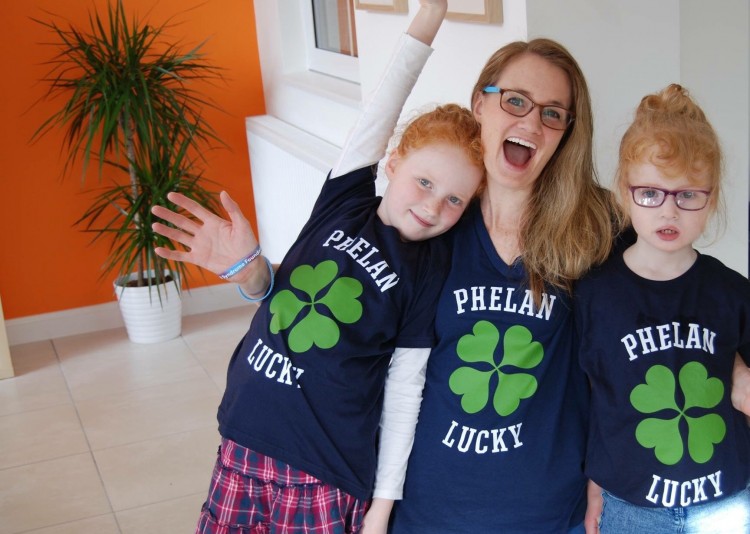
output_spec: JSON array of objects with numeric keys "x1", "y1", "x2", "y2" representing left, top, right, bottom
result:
[
  {"x1": 680, "y1": 0, "x2": 749, "y2": 275},
  {"x1": 251, "y1": 0, "x2": 749, "y2": 274},
  {"x1": 253, "y1": 0, "x2": 361, "y2": 148},
  {"x1": 527, "y1": 0, "x2": 749, "y2": 275},
  {"x1": 355, "y1": 0, "x2": 528, "y2": 114},
  {"x1": 526, "y1": 0, "x2": 681, "y2": 189}
]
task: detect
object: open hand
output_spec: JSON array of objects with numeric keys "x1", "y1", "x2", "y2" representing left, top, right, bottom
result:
[{"x1": 152, "y1": 191, "x2": 258, "y2": 277}]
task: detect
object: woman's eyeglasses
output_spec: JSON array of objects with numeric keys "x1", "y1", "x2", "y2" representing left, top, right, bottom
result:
[
  {"x1": 628, "y1": 186, "x2": 711, "y2": 211},
  {"x1": 482, "y1": 86, "x2": 574, "y2": 130}
]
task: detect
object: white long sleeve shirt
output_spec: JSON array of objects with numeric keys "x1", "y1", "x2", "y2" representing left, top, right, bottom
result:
[{"x1": 332, "y1": 33, "x2": 434, "y2": 500}]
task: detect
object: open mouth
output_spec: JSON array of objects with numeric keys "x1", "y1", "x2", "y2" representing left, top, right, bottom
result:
[
  {"x1": 504, "y1": 137, "x2": 537, "y2": 167},
  {"x1": 658, "y1": 228, "x2": 679, "y2": 236},
  {"x1": 657, "y1": 227, "x2": 680, "y2": 241}
]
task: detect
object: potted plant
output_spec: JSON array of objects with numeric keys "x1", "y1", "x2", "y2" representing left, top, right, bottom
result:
[{"x1": 32, "y1": 0, "x2": 223, "y2": 343}]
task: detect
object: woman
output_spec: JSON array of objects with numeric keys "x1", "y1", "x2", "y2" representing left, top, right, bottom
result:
[{"x1": 378, "y1": 39, "x2": 620, "y2": 534}]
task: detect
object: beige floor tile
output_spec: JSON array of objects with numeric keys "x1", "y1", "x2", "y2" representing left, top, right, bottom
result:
[
  {"x1": 0, "y1": 453, "x2": 112, "y2": 534},
  {"x1": 52, "y1": 326, "x2": 136, "y2": 356},
  {"x1": 76, "y1": 376, "x2": 221, "y2": 450},
  {"x1": 55, "y1": 334, "x2": 206, "y2": 402},
  {"x1": 116, "y1": 492, "x2": 205, "y2": 533},
  {"x1": 1, "y1": 308, "x2": 248, "y2": 533},
  {"x1": 187, "y1": 343, "x2": 233, "y2": 392},
  {"x1": 181, "y1": 306, "x2": 255, "y2": 340},
  {"x1": 0, "y1": 341, "x2": 71, "y2": 417},
  {"x1": 23, "y1": 514, "x2": 120, "y2": 534},
  {"x1": 0, "y1": 404, "x2": 89, "y2": 469},
  {"x1": 182, "y1": 307, "x2": 256, "y2": 390},
  {"x1": 94, "y1": 427, "x2": 219, "y2": 511}
]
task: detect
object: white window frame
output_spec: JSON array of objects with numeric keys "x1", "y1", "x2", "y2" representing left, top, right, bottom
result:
[{"x1": 300, "y1": 1, "x2": 360, "y2": 84}]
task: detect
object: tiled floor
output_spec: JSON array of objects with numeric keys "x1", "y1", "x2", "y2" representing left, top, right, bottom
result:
[{"x1": 0, "y1": 306, "x2": 256, "y2": 534}]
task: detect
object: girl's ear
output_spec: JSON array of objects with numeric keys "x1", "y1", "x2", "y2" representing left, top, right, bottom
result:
[{"x1": 384, "y1": 149, "x2": 401, "y2": 180}]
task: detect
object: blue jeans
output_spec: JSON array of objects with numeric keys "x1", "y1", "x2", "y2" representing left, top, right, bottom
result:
[{"x1": 599, "y1": 488, "x2": 750, "y2": 534}]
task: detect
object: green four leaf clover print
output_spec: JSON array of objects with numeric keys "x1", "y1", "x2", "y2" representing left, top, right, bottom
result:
[
  {"x1": 269, "y1": 260, "x2": 363, "y2": 353},
  {"x1": 449, "y1": 320, "x2": 543, "y2": 416},
  {"x1": 630, "y1": 362, "x2": 726, "y2": 465}
]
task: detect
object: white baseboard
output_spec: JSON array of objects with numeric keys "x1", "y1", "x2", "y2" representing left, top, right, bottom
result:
[{"x1": 6, "y1": 284, "x2": 246, "y2": 346}]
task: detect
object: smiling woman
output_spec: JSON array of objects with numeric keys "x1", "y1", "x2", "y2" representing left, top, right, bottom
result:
[{"x1": 387, "y1": 35, "x2": 620, "y2": 534}]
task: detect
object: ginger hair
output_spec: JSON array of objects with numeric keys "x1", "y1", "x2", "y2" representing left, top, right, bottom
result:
[
  {"x1": 471, "y1": 38, "x2": 622, "y2": 300},
  {"x1": 615, "y1": 83, "x2": 723, "y2": 222},
  {"x1": 394, "y1": 103, "x2": 485, "y2": 191}
]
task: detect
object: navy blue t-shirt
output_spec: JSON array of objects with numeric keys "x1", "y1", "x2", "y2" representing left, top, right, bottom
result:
[
  {"x1": 217, "y1": 165, "x2": 450, "y2": 500},
  {"x1": 391, "y1": 201, "x2": 590, "y2": 533},
  {"x1": 576, "y1": 252, "x2": 750, "y2": 508}
]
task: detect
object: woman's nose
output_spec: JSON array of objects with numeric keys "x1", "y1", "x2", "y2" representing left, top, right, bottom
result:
[{"x1": 518, "y1": 107, "x2": 544, "y2": 134}]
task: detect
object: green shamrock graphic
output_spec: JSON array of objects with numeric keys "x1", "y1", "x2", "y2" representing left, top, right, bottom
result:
[
  {"x1": 269, "y1": 260, "x2": 363, "y2": 353},
  {"x1": 631, "y1": 362, "x2": 725, "y2": 465},
  {"x1": 449, "y1": 321, "x2": 543, "y2": 416}
]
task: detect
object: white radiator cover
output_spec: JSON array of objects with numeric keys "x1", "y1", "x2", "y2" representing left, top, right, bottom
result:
[{"x1": 246, "y1": 115, "x2": 339, "y2": 264}]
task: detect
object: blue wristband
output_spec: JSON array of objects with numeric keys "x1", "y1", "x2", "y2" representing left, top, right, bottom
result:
[
  {"x1": 237, "y1": 256, "x2": 275, "y2": 302},
  {"x1": 218, "y1": 245, "x2": 262, "y2": 280}
]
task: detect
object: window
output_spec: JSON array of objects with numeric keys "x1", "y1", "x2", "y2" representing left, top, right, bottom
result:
[
  {"x1": 312, "y1": 0, "x2": 357, "y2": 56},
  {"x1": 302, "y1": 0, "x2": 359, "y2": 83}
]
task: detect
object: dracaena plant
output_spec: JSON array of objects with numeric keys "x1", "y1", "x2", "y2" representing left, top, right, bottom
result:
[{"x1": 32, "y1": 0, "x2": 223, "y2": 294}]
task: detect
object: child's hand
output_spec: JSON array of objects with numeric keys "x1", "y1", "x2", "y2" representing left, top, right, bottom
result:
[
  {"x1": 732, "y1": 354, "x2": 750, "y2": 417},
  {"x1": 419, "y1": 0, "x2": 447, "y2": 8},
  {"x1": 584, "y1": 480, "x2": 602, "y2": 534},
  {"x1": 152, "y1": 191, "x2": 259, "y2": 279},
  {"x1": 359, "y1": 498, "x2": 393, "y2": 534},
  {"x1": 408, "y1": 0, "x2": 447, "y2": 45}
]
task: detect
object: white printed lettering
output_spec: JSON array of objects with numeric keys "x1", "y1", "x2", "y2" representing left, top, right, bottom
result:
[
  {"x1": 706, "y1": 471, "x2": 723, "y2": 498},
  {"x1": 621, "y1": 322, "x2": 716, "y2": 360},
  {"x1": 454, "y1": 289, "x2": 468, "y2": 314},
  {"x1": 451, "y1": 286, "x2": 556, "y2": 320},
  {"x1": 644, "y1": 471, "x2": 722, "y2": 507},
  {"x1": 471, "y1": 286, "x2": 486, "y2": 311},
  {"x1": 246, "y1": 338, "x2": 305, "y2": 388},
  {"x1": 322, "y1": 230, "x2": 344, "y2": 247},
  {"x1": 442, "y1": 421, "x2": 522, "y2": 454}
]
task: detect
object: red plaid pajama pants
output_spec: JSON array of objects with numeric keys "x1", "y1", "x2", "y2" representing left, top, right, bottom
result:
[{"x1": 196, "y1": 438, "x2": 368, "y2": 533}]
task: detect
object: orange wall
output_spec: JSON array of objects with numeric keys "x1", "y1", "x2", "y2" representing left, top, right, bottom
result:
[{"x1": 0, "y1": 0, "x2": 265, "y2": 319}]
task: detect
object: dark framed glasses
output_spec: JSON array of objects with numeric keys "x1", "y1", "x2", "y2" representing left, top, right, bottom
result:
[
  {"x1": 628, "y1": 186, "x2": 711, "y2": 211},
  {"x1": 482, "y1": 86, "x2": 574, "y2": 130}
]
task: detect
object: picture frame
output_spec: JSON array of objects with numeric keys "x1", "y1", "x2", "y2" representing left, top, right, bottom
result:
[
  {"x1": 354, "y1": 0, "x2": 408, "y2": 13},
  {"x1": 446, "y1": 0, "x2": 503, "y2": 24}
]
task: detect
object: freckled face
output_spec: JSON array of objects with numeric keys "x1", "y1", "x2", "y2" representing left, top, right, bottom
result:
[
  {"x1": 473, "y1": 54, "x2": 572, "y2": 193},
  {"x1": 627, "y1": 161, "x2": 711, "y2": 255},
  {"x1": 378, "y1": 142, "x2": 484, "y2": 241}
]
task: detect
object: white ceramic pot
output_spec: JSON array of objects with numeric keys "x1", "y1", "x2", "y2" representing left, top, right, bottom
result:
[{"x1": 113, "y1": 270, "x2": 182, "y2": 344}]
